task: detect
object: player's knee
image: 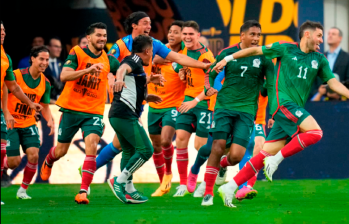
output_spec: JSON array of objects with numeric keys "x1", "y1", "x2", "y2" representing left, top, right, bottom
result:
[
  {"x1": 8, "y1": 157, "x2": 21, "y2": 169},
  {"x1": 194, "y1": 142, "x2": 204, "y2": 151},
  {"x1": 161, "y1": 136, "x2": 172, "y2": 148},
  {"x1": 228, "y1": 152, "x2": 244, "y2": 165},
  {"x1": 211, "y1": 141, "x2": 225, "y2": 155},
  {"x1": 28, "y1": 153, "x2": 39, "y2": 163}
]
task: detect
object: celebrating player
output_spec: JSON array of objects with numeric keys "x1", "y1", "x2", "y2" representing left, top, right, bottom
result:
[
  {"x1": 1, "y1": 21, "x2": 43, "y2": 205},
  {"x1": 213, "y1": 21, "x2": 349, "y2": 207},
  {"x1": 39, "y1": 22, "x2": 120, "y2": 204},
  {"x1": 2, "y1": 46, "x2": 54, "y2": 200}
]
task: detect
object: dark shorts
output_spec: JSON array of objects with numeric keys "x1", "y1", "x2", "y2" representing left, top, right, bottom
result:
[
  {"x1": 176, "y1": 107, "x2": 212, "y2": 138},
  {"x1": 148, "y1": 108, "x2": 177, "y2": 135},
  {"x1": 58, "y1": 112, "x2": 105, "y2": 143},
  {"x1": 6, "y1": 125, "x2": 40, "y2": 157},
  {"x1": 254, "y1": 124, "x2": 266, "y2": 138},
  {"x1": 1, "y1": 111, "x2": 7, "y2": 140},
  {"x1": 267, "y1": 102, "x2": 310, "y2": 142}
]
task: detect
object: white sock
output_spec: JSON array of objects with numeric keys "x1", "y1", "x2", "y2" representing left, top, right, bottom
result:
[
  {"x1": 117, "y1": 169, "x2": 131, "y2": 184},
  {"x1": 226, "y1": 179, "x2": 238, "y2": 192},
  {"x1": 273, "y1": 151, "x2": 285, "y2": 165},
  {"x1": 126, "y1": 180, "x2": 137, "y2": 193},
  {"x1": 18, "y1": 187, "x2": 26, "y2": 193}
]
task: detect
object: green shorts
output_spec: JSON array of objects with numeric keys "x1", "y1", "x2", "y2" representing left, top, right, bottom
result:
[
  {"x1": 266, "y1": 102, "x2": 310, "y2": 142},
  {"x1": 254, "y1": 124, "x2": 266, "y2": 138},
  {"x1": 6, "y1": 125, "x2": 40, "y2": 157},
  {"x1": 58, "y1": 112, "x2": 105, "y2": 143},
  {"x1": 148, "y1": 107, "x2": 177, "y2": 135},
  {"x1": 176, "y1": 107, "x2": 212, "y2": 138},
  {"x1": 1, "y1": 111, "x2": 7, "y2": 140},
  {"x1": 210, "y1": 108, "x2": 254, "y2": 148}
]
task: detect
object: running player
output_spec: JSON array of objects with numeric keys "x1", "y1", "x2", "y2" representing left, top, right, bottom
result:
[
  {"x1": 173, "y1": 21, "x2": 215, "y2": 197},
  {"x1": 2, "y1": 46, "x2": 54, "y2": 199},
  {"x1": 213, "y1": 21, "x2": 349, "y2": 207},
  {"x1": 107, "y1": 35, "x2": 163, "y2": 204},
  {"x1": 149, "y1": 21, "x2": 186, "y2": 197},
  {"x1": 1, "y1": 21, "x2": 43, "y2": 205},
  {"x1": 200, "y1": 20, "x2": 274, "y2": 206},
  {"x1": 39, "y1": 22, "x2": 120, "y2": 204}
]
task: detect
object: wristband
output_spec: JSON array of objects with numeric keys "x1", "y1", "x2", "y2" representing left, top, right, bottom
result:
[
  {"x1": 224, "y1": 55, "x2": 234, "y2": 63},
  {"x1": 195, "y1": 97, "x2": 201, "y2": 102}
]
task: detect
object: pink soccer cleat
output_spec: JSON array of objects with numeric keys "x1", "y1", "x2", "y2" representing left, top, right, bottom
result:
[
  {"x1": 235, "y1": 186, "x2": 258, "y2": 201},
  {"x1": 187, "y1": 169, "x2": 198, "y2": 193}
]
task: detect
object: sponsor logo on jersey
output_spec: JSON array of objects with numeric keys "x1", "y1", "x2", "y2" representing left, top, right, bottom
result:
[
  {"x1": 295, "y1": 110, "x2": 303, "y2": 117},
  {"x1": 292, "y1": 56, "x2": 297, "y2": 61},
  {"x1": 312, "y1": 60, "x2": 318, "y2": 69},
  {"x1": 58, "y1": 128, "x2": 62, "y2": 136},
  {"x1": 253, "y1": 58, "x2": 261, "y2": 68}
]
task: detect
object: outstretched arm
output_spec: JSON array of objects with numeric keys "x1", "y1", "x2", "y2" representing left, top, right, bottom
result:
[
  {"x1": 166, "y1": 51, "x2": 211, "y2": 70},
  {"x1": 327, "y1": 78, "x2": 349, "y2": 98},
  {"x1": 60, "y1": 63, "x2": 104, "y2": 82}
]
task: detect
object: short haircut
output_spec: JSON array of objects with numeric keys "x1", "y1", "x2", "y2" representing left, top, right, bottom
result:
[
  {"x1": 240, "y1": 20, "x2": 261, "y2": 33},
  {"x1": 124, "y1": 11, "x2": 149, "y2": 34},
  {"x1": 330, "y1": 27, "x2": 343, "y2": 37},
  {"x1": 182, "y1": 21, "x2": 200, "y2": 32},
  {"x1": 78, "y1": 34, "x2": 87, "y2": 44},
  {"x1": 132, "y1": 35, "x2": 153, "y2": 53},
  {"x1": 29, "y1": 46, "x2": 50, "y2": 65},
  {"x1": 48, "y1": 36, "x2": 61, "y2": 46},
  {"x1": 86, "y1": 22, "x2": 107, "y2": 36},
  {"x1": 299, "y1": 21, "x2": 324, "y2": 39},
  {"x1": 170, "y1": 20, "x2": 184, "y2": 30}
]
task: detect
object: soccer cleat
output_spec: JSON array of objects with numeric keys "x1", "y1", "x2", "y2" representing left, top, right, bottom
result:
[
  {"x1": 235, "y1": 186, "x2": 258, "y2": 201},
  {"x1": 74, "y1": 192, "x2": 89, "y2": 204},
  {"x1": 40, "y1": 160, "x2": 52, "y2": 181},
  {"x1": 193, "y1": 181, "x2": 206, "y2": 198},
  {"x1": 215, "y1": 167, "x2": 227, "y2": 186},
  {"x1": 173, "y1": 185, "x2": 189, "y2": 197},
  {"x1": 107, "y1": 177, "x2": 127, "y2": 204},
  {"x1": 263, "y1": 156, "x2": 278, "y2": 182},
  {"x1": 1, "y1": 201, "x2": 4, "y2": 205},
  {"x1": 16, "y1": 191, "x2": 32, "y2": 200},
  {"x1": 78, "y1": 166, "x2": 91, "y2": 195},
  {"x1": 218, "y1": 184, "x2": 236, "y2": 208},
  {"x1": 160, "y1": 173, "x2": 172, "y2": 192},
  {"x1": 201, "y1": 194, "x2": 213, "y2": 206},
  {"x1": 126, "y1": 191, "x2": 148, "y2": 204},
  {"x1": 151, "y1": 187, "x2": 168, "y2": 197},
  {"x1": 187, "y1": 169, "x2": 198, "y2": 193}
]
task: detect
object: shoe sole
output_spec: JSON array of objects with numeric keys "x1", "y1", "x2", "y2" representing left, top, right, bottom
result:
[
  {"x1": 126, "y1": 198, "x2": 148, "y2": 204},
  {"x1": 107, "y1": 179, "x2": 127, "y2": 204},
  {"x1": 236, "y1": 191, "x2": 258, "y2": 201},
  {"x1": 173, "y1": 191, "x2": 189, "y2": 197},
  {"x1": 201, "y1": 202, "x2": 213, "y2": 206},
  {"x1": 75, "y1": 199, "x2": 89, "y2": 204},
  {"x1": 16, "y1": 196, "x2": 32, "y2": 200},
  {"x1": 263, "y1": 160, "x2": 273, "y2": 182},
  {"x1": 151, "y1": 189, "x2": 170, "y2": 197}
]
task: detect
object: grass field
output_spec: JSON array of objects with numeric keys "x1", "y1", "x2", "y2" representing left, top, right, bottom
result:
[{"x1": 1, "y1": 179, "x2": 349, "y2": 224}]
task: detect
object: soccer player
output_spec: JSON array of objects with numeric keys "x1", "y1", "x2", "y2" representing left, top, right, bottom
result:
[
  {"x1": 1, "y1": 21, "x2": 43, "y2": 205},
  {"x1": 149, "y1": 21, "x2": 186, "y2": 197},
  {"x1": 107, "y1": 35, "x2": 163, "y2": 204},
  {"x1": 39, "y1": 22, "x2": 120, "y2": 204},
  {"x1": 213, "y1": 21, "x2": 349, "y2": 207},
  {"x1": 200, "y1": 20, "x2": 274, "y2": 206},
  {"x1": 2, "y1": 46, "x2": 54, "y2": 199},
  {"x1": 173, "y1": 21, "x2": 215, "y2": 197}
]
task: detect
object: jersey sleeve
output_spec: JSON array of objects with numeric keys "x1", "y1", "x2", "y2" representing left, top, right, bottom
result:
[
  {"x1": 108, "y1": 43, "x2": 121, "y2": 59},
  {"x1": 63, "y1": 49, "x2": 79, "y2": 70},
  {"x1": 153, "y1": 39, "x2": 171, "y2": 59},
  {"x1": 5, "y1": 54, "x2": 15, "y2": 81},
  {"x1": 207, "y1": 51, "x2": 225, "y2": 88},
  {"x1": 263, "y1": 59, "x2": 275, "y2": 98},
  {"x1": 40, "y1": 80, "x2": 52, "y2": 104},
  {"x1": 213, "y1": 70, "x2": 225, "y2": 91},
  {"x1": 262, "y1": 42, "x2": 287, "y2": 59},
  {"x1": 108, "y1": 54, "x2": 120, "y2": 75},
  {"x1": 122, "y1": 58, "x2": 141, "y2": 74},
  {"x1": 318, "y1": 55, "x2": 335, "y2": 83}
]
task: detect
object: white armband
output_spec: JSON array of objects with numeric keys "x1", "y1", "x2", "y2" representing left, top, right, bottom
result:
[
  {"x1": 224, "y1": 55, "x2": 234, "y2": 63},
  {"x1": 195, "y1": 97, "x2": 201, "y2": 102}
]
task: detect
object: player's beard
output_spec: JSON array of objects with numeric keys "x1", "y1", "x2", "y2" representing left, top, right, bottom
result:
[
  {"x1": 307, "y1": 38, "x2": 316, "y2": 52},
  {"x1": 91, "y1": 41, "x2": 105, "y2": 51}
]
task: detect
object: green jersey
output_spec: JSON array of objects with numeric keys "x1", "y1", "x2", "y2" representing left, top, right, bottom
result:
[
  {"x1": 207, "y1": 43, "x2": 275, "y2": 116},
  {"x1": 262, "y1": 41, "x2": 335, "y2": 113}
]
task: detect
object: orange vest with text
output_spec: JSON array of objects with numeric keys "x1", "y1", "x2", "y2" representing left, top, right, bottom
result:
[
  {"x1": 148, "y1": 44, "x2": 185, "y2": 109},
  {"x1": 8, "y1": 68, "x2": 46, "y2": 128},
  {"x1": 1, "y1": 45, "x2": 10, "y2": 99},
  {"x1": 56, "y1": 46, "x2": 110, "y2": 115},
  {"x1": 255, "y1": 94, "x2": 268, "y2": 125}
]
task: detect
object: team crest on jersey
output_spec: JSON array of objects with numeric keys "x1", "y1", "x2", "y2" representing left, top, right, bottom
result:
[
  {"x1": 311, "y1": 60, "x2": 318, "y2": 69},
  {"x1": 253, "y1": 59, "x2": 261, "y2": 68},
  {"x1": 65, "y1": 60, "x2": 72, "y2": 65},
  {"x1": 295, "y1": 110, "x2": 303, "y2": 117},
  {"x1": 265, "y1": 44, "x2": 273, "y2": 49},
  {"x1": 58, "y1": 128, "x2": 62, "y2": 136}
]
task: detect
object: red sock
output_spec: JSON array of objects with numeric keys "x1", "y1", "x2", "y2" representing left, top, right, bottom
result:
[
  {"x1": 204, "y1": 166, "x2": 219, "y2": 196},
  {"x1": 153, "y1": 152, "x2": 165, "y2": 183},
  {"x1": 45, "y1": 146, "x2": 59, "y2": 167},
  {"x1": 176, "y1": 148, "x2": 188, "y2": 185},
  {"x1": 80, "y1": 155, "x2": 96, "y2": 192},
  {"x1": 247, "y1": 171, "x2": 258, "y2": 188},
  {"x1": 1, "y1": 143, "x2": 6, "y2": 177},
  {"x1": 3, "y1": 156, "x2": 8, "y2": 169},
  {"x1": 220, "y1": 156, "x2": 231, "y2": 168},
  {"x1": 281, "y1": 130, "x2": 323, "y2": 158},
  {"x1": 21, "y1": 162, "x2": 38, "y2": 190},
  {"x1": 163, "y1": 144, "x2": 174, "y2": 175},
  {"x1": 233, "y1": 151, "x2": 271, "y2": 186}
]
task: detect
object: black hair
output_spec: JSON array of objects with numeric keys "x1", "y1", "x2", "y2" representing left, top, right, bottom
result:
[
  {"x1": 124, "y1": 11, "x2": 149, "y2": 34},
  {"x1": 299, "y1": 21, "x2": 324, "y2": 39},
  {"x1": 1, "y1": 21, "x2": 3, "y2": 25},
  {"x1": 29, "y1": 46, "x2": 50, "y2": 65},
  {"x1": 240, "y1": 20, "x2": 261, "y2": 33},
  {"x1": 182, "y1": 21, "x2": 200, "y2": 32},
  {"x1": 132, "y1": 35, "x2": 153, "y2": 53},
  {"x1": 78, "y1": 34, "x2": 87, "y2": 44},
  {"x1": 330, "y1": 27, "x2": 343, "y2": 37},
  {"x1": 47, "y1": 36, "x2": 61, "y2": 46},
  {"x1": 85, "y1": 22, "x2": 107, "y2": 36},
  {"x1": 170, "y1": 20, "x2": 184, "y2": 30}
]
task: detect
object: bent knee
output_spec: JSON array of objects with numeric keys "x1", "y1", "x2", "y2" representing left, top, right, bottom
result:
[{"x1": 8, "y1": 157, "x2": 21, "y2": 169}]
